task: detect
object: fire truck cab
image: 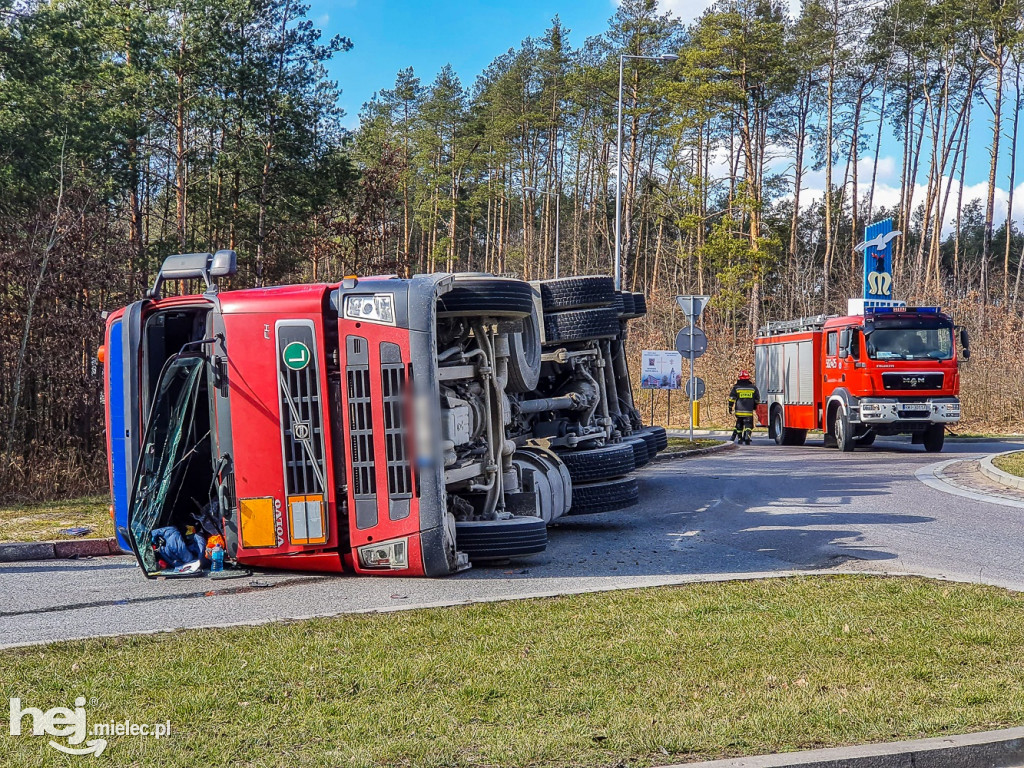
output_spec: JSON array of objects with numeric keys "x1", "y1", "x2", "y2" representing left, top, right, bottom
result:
[
  {"x1": 103, "y1": 251, "x2": 662, "y2": 579},
  {"x1": 754, "y1": 301, "x2": 967, "y2": 453}
]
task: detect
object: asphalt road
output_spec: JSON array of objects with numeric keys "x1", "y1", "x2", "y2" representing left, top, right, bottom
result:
[{"x1": 4, "y1": 436, "x2": 1024, "y2": 648}]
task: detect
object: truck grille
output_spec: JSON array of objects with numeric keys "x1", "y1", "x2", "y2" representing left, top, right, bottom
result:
[
  {"x1": 882, "y1": 372, "x2": 944, "y2": 391},
  {"x1": 380, "y1": 342, "x2": 412, "y2": 520},
  {"x1": 277, "y1": 323, "x2": 327, "y2": 498},
  {"x1": 346, "y1": 336, "x2": 377, "y2": 529}
]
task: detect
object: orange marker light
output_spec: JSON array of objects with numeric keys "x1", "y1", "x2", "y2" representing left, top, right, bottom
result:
[{"x1": 97, "y1": 345, "x2": 106, "y2": 364}]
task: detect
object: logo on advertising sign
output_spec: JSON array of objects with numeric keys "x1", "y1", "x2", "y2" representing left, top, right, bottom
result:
[{"x1": 856, "y1": 219, "x2": 901, "y2": 300}]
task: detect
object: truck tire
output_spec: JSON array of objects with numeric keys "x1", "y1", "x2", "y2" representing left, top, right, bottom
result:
[
  {"x1": 538, "y1": 276, "x2": 615, "y2": 311},
  {"x1": 834, "y1": 408, "x2": 855, "y2": 452},
  {"x1": 644, "y1": 425, "x2": 668, "y2": 452},
  {"x1": 771, "y1": 410, "x2": 806, "y2": 446},
  {"x1": 556, "y1": 443, "x2": 635, "y2": 483},
  {"x1": 438, "y1": 277, "x2": 534, "y2": 318},
  {"x1": 543, "y1": 307, "x2": 620, "y2": 343},
  {"x1": 507, "y1": 305, "x2": 542, "y2": 393},
  {"x1": 923, "y1": 424, "x2": 945, "y2": 452},
  {"x1": 455, "y1": 517, "x2": 547, "y2": 560},
  {"x1": 568, "y1": 477, "x2": 640, "y2": 515},
  {"x1": 618, "y1": 291, "x2": 636, "y2": 317},
  {"x1": 623, "y1": 434, "x2": 650, "y2": 467},
  {"x1": 632, "y1": 292, "x2": 647, "y2": 317}
]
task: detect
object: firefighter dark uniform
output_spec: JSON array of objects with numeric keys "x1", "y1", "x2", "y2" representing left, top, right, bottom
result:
[{"x1": 728, "y1": 373, "x2": 760, "y2": 445}]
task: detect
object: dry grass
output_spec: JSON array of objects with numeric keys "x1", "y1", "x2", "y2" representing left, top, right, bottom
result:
[{"x1": 0, "y1": 495, "x2": 111, "y2": 542}]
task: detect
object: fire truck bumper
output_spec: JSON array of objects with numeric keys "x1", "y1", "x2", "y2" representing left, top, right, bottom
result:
[{"x1": 855, "y1": 397, "x2": 960, "y2": 425}]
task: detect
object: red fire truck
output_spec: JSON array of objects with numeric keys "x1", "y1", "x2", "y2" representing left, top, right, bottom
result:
[
  {"x1": 102, "y1": 251, "x2": 664, "y2": 578},
  {"x1": 754, "y1": 301, "x2": 969, "y2": 452}
]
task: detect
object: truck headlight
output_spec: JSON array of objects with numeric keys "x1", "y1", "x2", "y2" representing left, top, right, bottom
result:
[
  {"x1": 343, "y1": 293, "x2": 396, "y2": 325},
  {"x1": 358, "y1": 538, "x2": 409, "y2": 570}
]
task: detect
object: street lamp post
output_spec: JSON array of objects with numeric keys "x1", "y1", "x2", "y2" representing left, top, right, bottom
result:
[
  {"x1": 614, "y1": 53, "x2": 678, "y2": 291},
  {"x1": 524, "y1": 185, "x2": 561, "y2": 279}
]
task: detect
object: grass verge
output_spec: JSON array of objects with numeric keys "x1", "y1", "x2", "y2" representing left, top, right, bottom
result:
[
  {"x1": 3, "y1": 576, "x2": 1024, "y2": 767},
  {"x1": 0, "y1": 495, "x2": 110, "y2": 543},
  {"x1": 665, "y1": 437, "x2": 723, "y2": 451},
  {"x1": 993, "y1": 451, "x2": 1024, "y2": 478}
]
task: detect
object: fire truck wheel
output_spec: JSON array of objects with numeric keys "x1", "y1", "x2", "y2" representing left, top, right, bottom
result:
[
  {"x1": 455, "y1": 517, "x2": 548, "y2": 560},
  {"x1": 631, "y1": 292, "x2": 648, "y2": 317},
  {"x1": 543, "y1": 307, "x2": 620, "y2": 343},
  {"x1": 438, "y1": 277, "x2": 535, "y2": 318},
  {"x1": 623, "y1": 435, "x2": 650, "y2": 467},
  {"x1": 834, "y1": 409, "x2": 855, "y2": 452},
  {"x1": 538, "y1": 275, "x2": 616, "y2": 311},
  {"x1": 507, "y1": 305, "x2": 542, "y2": 393},
  {"x1": 923, "y1": 424, "x2": 945, "y2": 452},
  {"x1": 618, "y1": 291, "x2": 636, "y2": 317},
  {"x1": 556, "y1": 442, "x2": 636, "y2": 484},
  {"x1": 567, "y1": 477, "x2": 640, "y2": 515}
]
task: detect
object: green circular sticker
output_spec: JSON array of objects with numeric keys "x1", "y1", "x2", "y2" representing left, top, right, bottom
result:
[{"x1": 282, "y1": 341, "x2": 310, "y2": 371}]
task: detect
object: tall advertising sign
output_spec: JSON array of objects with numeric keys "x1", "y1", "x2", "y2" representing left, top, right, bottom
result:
[{"x1": 857, "y1": 218, "x2": 899, "y2": 301}]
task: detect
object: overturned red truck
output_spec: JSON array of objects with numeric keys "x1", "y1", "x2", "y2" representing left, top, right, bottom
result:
[{"x1": 103, "y1": 251, "x2": 665, "y2": 577}]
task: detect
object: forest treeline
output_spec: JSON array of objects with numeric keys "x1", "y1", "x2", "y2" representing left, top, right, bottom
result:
[{"x1": 1, "y1": 0, "x2": 1022, "y2": 497}]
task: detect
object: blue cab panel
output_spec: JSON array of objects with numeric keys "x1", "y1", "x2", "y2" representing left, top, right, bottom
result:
[{"x1": 107, "y1": 320, "x2": 131, "y2": 551}]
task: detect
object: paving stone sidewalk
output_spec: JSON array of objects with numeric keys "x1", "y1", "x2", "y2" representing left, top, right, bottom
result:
[{"x1": 938, "y1": 459, "x2": 1024, "y2": 503}]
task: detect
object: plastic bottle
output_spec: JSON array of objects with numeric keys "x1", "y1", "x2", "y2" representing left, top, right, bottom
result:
[{"x1": 211, "y1": 543, "x2": 224, "y2": 572}]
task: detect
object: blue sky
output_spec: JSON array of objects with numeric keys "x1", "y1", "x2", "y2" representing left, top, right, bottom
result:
[
  {"x1": 308, "y1": 0, "x2": 615, "y2": 125},
  {"x1": 307, "y1": 0, "x2": 1022, "y2": 231}
]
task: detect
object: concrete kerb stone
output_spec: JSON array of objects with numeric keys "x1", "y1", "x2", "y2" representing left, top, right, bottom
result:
[
  {"x1": 979, "y1": 451, "x2": 1024, "y2": 491},
  {"x1": 0, "y1": 537, "x2": 120, "y2": 563},
  {"x1": 669, "y1": 726, "x2": 1024, "y2": 768}
]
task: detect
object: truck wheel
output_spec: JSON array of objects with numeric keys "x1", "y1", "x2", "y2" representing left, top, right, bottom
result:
[
  {"x1": 623, "y1": 435, "x2": 650, "y2": 467},
  {"x1": 556, "y1": 442, "x2": 635, "y2": 483},
  {"x1": 507, "y1": 304, "x2": 542, "y2": 393},
  {"x1": 834, "y1": 409, "x2": 855, "y2": 452},
  {"x1": 631, "y1": 292, "x2": 647, "y2": 317},
  {"x1": 772, "y1": 410, "x2": 785, "y2": 446},
  {"x1": 438, "y1": 277, "x2": 534, "y2": 318},
  {"x1": 568, "y1": 477, "x2": 640, "y2": 515},
  {"x1": 537, "y1": 276, "x2": 615, "y2": 311},
  {"x1": 637, "y1": 425, "x2": 667, "y2": 454},
  {"x1": 923, "y1": 424, "x2": 945, "y2": 452},
  {"x1": 618, "y1": 291, "x2": 636, "y2": 318},
  {"x1": 543, "y1": 307, "x2": 620, "y2": 343},
  {"x1": 455, "y1": 517, "x2": 547, "y2": 560}
]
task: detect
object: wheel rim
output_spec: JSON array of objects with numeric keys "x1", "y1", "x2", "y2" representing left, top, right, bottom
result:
[
  {"x1": 835, "y1": 416, "x2": 844, "y2": 445},
  {"x1": 773, "y1": 412, "x2": 783, "y2": 442}
]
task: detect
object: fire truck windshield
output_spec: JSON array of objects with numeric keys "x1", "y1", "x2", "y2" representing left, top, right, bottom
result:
[{"x1": 865, "y1": 320, "x2": 953, "y2": 361}]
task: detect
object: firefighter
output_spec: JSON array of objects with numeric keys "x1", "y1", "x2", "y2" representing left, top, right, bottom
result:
[{"x1": 728, "y1": 370, "x2": 761, "y2": 445}]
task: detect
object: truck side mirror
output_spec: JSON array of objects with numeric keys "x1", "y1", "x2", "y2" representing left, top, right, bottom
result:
[
  {"x1": 959, "y1": 327, "x2": 971, "y2": 360},
  {"x1": 838, "y1": 329, "x2": 851, "y2": 359}
]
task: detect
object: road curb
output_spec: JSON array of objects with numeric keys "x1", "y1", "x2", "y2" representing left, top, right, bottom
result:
[
  {"x1": 0, "y1": 537, "x2": 120, "y2": 563},
  {"x1": 669, "y1": 726, "x2": 1024, "y2": 768},
  {"x1": 979, "y1": 451, "x2": 1024, "y2": 491},
  {"x1": 652, "y1": 440, "x2": 737, "y2": 462}
]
